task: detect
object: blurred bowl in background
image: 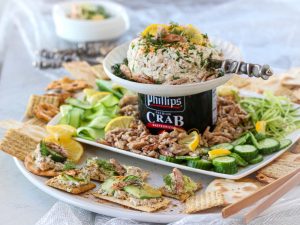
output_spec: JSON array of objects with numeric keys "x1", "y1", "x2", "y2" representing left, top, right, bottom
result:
[{"x1": 53, "y1": 0, "x2": 130, "y2": 42}]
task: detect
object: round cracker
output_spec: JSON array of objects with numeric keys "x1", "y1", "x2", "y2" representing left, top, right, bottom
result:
[{"x1": 24, "y1": 152, "x2": 60, "y2": 177}]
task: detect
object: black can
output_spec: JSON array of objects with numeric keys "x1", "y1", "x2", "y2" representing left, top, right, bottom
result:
[{"x1": 138, "y1": 89, "x2": 217, "y2": 134}]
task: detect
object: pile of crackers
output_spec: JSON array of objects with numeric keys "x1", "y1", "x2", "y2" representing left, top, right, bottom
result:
[{"x1": 226, "y1": 68, "x2": 300, "y2": 104}]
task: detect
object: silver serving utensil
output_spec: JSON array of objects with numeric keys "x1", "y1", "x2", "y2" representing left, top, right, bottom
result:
[{"x1": 211, "y1": 59, "x2": 273, "y2": 80}]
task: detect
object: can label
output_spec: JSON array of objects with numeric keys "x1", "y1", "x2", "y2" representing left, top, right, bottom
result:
[{"x1": 138, "y1": 89, "x2": 217, "y2": 134}]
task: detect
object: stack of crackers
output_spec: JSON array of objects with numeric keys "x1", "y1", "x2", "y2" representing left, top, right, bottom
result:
[
  {"x1": 63, "y1": 61, "x2": 109, "y2": 87},
  {"x1": 225, "y1": 68, "x2": 300, "y2": 104}
]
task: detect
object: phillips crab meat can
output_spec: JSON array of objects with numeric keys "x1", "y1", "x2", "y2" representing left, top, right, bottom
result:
[{"x1": 138, "y1": 89, "x2": 217, "y2": 134}]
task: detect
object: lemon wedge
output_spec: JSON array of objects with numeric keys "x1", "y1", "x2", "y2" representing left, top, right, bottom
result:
[
  {"x1": 87, "y1": 92, "x2": 111, "y2": 105},
  {"x1": 179, "y1": 131, "x2": 200, "y2": 151},
  {"x1": 208, "y1": 149, "x2": 231, "y2": 159},
  {"x1": 44, "y1": 135, "x2": 83, "y2": 163},
  {"x1": 46, "y1": 124, "x2": 76, "y2": 141},
  {"x1": 104, "y1": 116, "x2": 135, "y2": 133}
]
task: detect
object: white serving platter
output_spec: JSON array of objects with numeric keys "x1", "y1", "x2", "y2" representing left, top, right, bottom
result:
[
  {"x1": 103, "y1": 38, "x2": 242, "y2": 97},
  {"x1": 47, "y1": 91, "x2": 300, "y2": 180}
]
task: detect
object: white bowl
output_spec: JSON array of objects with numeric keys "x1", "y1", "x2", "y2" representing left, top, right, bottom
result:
[
  {"x1": 103, "y1": 38, "x2": 242, "y2": 97},
  {"x1": 53, "y1": 1, "x2": 130, "y2": 42}
]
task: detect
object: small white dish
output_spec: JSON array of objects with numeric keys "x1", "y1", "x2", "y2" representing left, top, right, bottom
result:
[
  {"x1": 53, "y1": 1, "x2": 130, "y2": 42},
  {"x1": 103, "y1": 38, "x2": 242, "y2": 97}
]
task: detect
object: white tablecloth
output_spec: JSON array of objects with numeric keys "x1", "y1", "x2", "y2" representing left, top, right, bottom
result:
[{"x1": 0, "y1": 0, "x2": 300, "y2": 224}]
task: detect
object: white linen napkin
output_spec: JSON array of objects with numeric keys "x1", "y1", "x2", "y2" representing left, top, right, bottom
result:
[{"x1": 35, "y1": 186, "x2": 300, "y2": 225}]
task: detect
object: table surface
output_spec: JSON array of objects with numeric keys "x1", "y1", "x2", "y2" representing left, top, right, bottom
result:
[{"x1": 0, "y1": 32, "x2": 58, "y2": 225}]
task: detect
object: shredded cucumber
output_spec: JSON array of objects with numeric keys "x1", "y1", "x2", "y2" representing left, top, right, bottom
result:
[{"x1": 239, "y1": 92, "x2": 300, "y2": 139}]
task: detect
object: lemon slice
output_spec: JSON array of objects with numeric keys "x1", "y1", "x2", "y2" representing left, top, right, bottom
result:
[
  {"x1": 104, "y1": 116, "x2": 135, "y2": 133},
  {"x1": 255, "y1": 121, "x2": 267, "y2": 134},
  {"x1": 179, "y1": 131, "x2": 200, "y2": 151},
  {"x1": 46, "y1": 125, "x2": 76, "y2": 140},
  {"x1": 44, "y1": 136, "x2": 83, "y2": 162},
  {"x1": 208, "y1": 149, "x2": 231, "y2": 159},
  {"x1": 87, "y1": 92, "x2": 111, "y2": 105}
]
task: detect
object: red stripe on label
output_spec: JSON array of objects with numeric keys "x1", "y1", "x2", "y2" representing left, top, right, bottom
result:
[
  {"x1": 149, "y1": 104, "x2": 182, "y2": 109},
  {"x1": 146, "y1": 123, "x2": 180, "y2": 130}
]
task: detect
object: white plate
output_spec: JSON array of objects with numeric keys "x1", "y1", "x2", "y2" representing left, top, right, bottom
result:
[
  {"x1": 53, "y1": 1, "x2": 130, "y2": 42},
  {"x1": 14, "y1": 146, "x2": 219, "y2": 223},
  {"x1": 48, "y1": 91, "x2": 300, "y2": 180},
  {"x1": 103, "y1": 38, "x2": 242, "y2": 97}
]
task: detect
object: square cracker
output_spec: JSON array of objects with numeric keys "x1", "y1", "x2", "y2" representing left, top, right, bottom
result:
[
  {"x1": 258, "y1": 163, "x2": 297, "y2": 179},
  {"x1": 0, "y1": 128, "x2": 40, "y2": 160},
  {"x1": 185, "y1": 191, "x2": 225, "y2": 213},
  {"x1": 46, "y1": 176, "x2": 96, "y2": 194},
  {"x1": 93, "y1": 193, "x2": 170, "y2": 212},
  {"x1": 25, "y1": 95, "x2": 60, "y2": 118}
]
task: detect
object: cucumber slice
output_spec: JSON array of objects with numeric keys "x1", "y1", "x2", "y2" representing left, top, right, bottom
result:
[
  {"x1": 229, "y1": 153, "x2": 248, "y2": 167},
  {"x1": 258, "y1": 138, "x2": 280, "y2": 154},
  {"x1": 231, "y1": 133, "x2": 249, "y2": 146},
  {"x1": 69, "y1": 108, "x2": 84, "y2": 128},
  {"x1": 249, "y1": 154, "x2": 263, "y2": 164},
  {"x1": 255, "y1": 133, "x2": 266, "y2": 141},
  {"x1": 212, "y1": 156, "x2": 238, "y2": 174},
  {"x1": 175, "y1": 156, "x2": 200, "y2": 160},
  {"x1": 234, "y1": 145, "x2": 258, "y2": 162},
  {"x1": 66, "y1": 98, "x2": 92, "y2": 109},
  {"x1": 187, "y1": 159, "x2": 212, "y2": 170},
  {"x1": 279, "y1": 139, "x2": 292, "y2": 150},
  {"x1": 249, "y1": 132, "x2": 260, "y2": 148},
  {"x1": 210, "y1": 143, "x2": 233, "y2": 151},
  {"x1": 159, "y1": 155, "x2": 183, "y2": 163}
]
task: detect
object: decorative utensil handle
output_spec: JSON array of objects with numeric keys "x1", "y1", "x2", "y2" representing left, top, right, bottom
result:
[{"x1": 221, "y1": 59, "x2": 273, "y2": 80}]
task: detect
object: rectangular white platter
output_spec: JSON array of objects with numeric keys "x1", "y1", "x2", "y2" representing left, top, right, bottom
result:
[{"x1": 48, "y1": 91, "x2": 300, "y2": 180}]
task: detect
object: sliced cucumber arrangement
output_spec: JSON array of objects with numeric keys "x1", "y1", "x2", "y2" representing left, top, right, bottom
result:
[
  {"x1": 229, "y1": 153, "x2": 248, "y2": 167},
  {"x1": 159, "y1": 155, "x2": 183, "y2": 163},
  {"x1": 157, "y1": 131, "x2": 292, "y2": 175},
  {"x1": 234, "y1": 145, "x2": 258, "y2": 162},
  {"x1": 187, "y1": 159, "x2": 212, "y2": 170},
  {"x1": 249, "y1": 154, "x2": 263, "y2": 164},
  {"x1": 212, "y1": 156, "x2": 238, "y2": 174},
  {"x1": 258, "y1": 138, "x2": 280, "y2": 154},
  {"x1": 279, "y1": 139, "x2": 292, "y2": 150}
]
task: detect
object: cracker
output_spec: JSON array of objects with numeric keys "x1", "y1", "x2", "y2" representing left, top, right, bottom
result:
[
  {"x1": 259, "y1": 163, "x2": 297, "y2": 179},
  {"x1": 160, "y1": 182, "x2": 202, "y2": 202},
  {"x1": 256, "y1": 173, "x2": 276, "y2": 184},
  {"x1": 93, "y1": 193, "x2": 170, "y2": 212},
  {"x1": 24, "y1": 152, "x2": 60, "y2": 177},
  {"x1": 25, "y1": 95, "x2": 60, "y2": 118},
  {"x1": 91, "y1": 64, "x2": 110, "y2": 80},
  {"x1": 46, "y1": 176, "x2": 96, "y2": 194},
  {"x1": 63, "y1": 61, "x2": 97, "y2": 87},
  {"x1": 280, "y1": 69, "x2": 300, "y2": 87},
  {"x1": 185, "y1": 191, "x2": 225, "y2": 213},
  {"x1": 25, "y1": 117, "x2": 47, "y2": 127},
  {"x1": 205, "y1": 179, "x2": 261, "y2": 205},
  {"x1": 225, "y1": 75, "x2": 251, "y2": 88},
  {"x1": 33, "y1": 103, "x2": 59, "y2": 122},
  {"x1": 0, "y1": 129, "x2": 41, "y2": 160}
]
